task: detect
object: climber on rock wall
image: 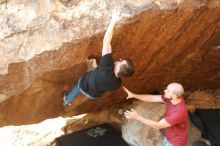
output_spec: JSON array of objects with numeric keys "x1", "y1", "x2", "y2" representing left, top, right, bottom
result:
[{"x1": 63, "y1": 8, "x2": 134, "y2": 107}]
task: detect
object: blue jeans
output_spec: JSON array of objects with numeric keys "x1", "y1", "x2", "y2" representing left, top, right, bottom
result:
[
  {"x1": 65, "y1": 78, "x2": 94, "y2": 104},
  {"x1": 163, "y1": 138, "x2": 173, "y2": 146}
]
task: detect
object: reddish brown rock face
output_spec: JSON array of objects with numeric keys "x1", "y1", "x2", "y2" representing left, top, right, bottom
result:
[{"x1": 0, "y1": 1, "x2": 220, "y2": 126}]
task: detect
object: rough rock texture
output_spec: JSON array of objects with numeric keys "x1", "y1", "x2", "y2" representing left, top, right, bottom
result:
[
  {"x1": 0, "y1": 116, "x2": 72, "y2": 146},
  {"x1": 0, "y1": 0, "x2": 220, "y2": 126},
  {"x1": 187, "y1": 89, "x2": 220, "y2": 109},
  {"x1": 122, "y1": 102, "x2": 165, "y2": 146},
  {"x1": 0, "y1": 101, "x2": 129, "y2": 146}
]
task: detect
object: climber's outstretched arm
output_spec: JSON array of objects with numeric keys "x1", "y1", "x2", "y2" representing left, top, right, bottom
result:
[{"x1": 102, "y1": 8, "x2": 121, "y2": 56}]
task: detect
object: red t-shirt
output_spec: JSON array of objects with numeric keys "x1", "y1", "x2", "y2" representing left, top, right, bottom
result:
[{"x1": 161, "y1": 95, "x2": 188, "y2": 146}]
